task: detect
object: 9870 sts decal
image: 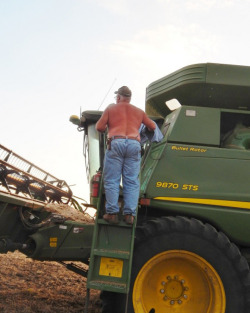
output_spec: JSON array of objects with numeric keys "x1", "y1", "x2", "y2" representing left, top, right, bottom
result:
[{"x1": 156, "y1": 181, "x2": 199, "y2": 191}]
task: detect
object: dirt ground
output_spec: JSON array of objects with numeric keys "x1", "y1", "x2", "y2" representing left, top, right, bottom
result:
[{"x1": 0, "y1": 251, "x2": 102, "y2": 313}]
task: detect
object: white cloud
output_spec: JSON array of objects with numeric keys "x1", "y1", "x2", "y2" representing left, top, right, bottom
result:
[
  {"x1": 186, "y1": 0, "x2": 242, "y2": 10},
  {"x1": 90, "y1": 0, "x2": 130, "y2": 14},
  {"x1": 109, "y1": 23, "x2": 219, "y2": 75}
]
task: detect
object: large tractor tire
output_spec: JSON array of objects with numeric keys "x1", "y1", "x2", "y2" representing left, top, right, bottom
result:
[{"x1": 101, "y1": 216, "x2": 250, "y2": 313}]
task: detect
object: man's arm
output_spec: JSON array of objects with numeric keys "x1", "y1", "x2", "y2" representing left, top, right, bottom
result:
[
  {"x1": 96, "y1": 109, "x2": 109, "y2": 132},
  {"x1": 142, "y1": 113, "x2": 156, "y2": 131}
]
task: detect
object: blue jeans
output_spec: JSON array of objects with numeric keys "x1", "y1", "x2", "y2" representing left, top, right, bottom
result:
[{"x1": 103, "y1": 139, "x2": 141, "y2": 216}]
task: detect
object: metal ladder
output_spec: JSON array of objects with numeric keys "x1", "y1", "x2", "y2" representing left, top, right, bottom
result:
[{"x1": 85, "y1": 192, "x2": 137, "y2": 311}]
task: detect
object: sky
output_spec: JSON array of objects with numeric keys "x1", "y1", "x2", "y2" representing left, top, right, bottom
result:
[{"x1": 1, "y1": 0, "x2": 250, "y2": 202}]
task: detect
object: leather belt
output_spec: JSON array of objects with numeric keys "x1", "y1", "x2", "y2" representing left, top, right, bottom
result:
[{"x1": 109, "y1": 135, "x2": 140, "y2": 142}]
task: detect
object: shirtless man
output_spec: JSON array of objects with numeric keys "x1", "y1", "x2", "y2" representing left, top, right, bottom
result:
[{"x1": 96, "y1": 86, "x2": 155, "y2": 225}]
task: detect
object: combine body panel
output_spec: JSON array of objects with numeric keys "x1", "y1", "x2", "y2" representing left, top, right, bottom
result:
[
  {"x1": 140, "y1": 104, "x2": 250, "y2": 245},
  {"x1": 0, "y1": 193, "x2": 93, "y2": 261},
  {"x1": 145, "y1": 62, "x2": 250, "y2": 116},
  {"x1": 1, "y1": 63, "x2": 250, "y2": 313}
]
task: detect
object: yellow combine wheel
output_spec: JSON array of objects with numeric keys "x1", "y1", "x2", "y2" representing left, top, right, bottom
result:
[
  {"x1": 133, "y1": 250, "x2": 225, "y2": 313},
  {"x1": 100, "y1": 216, "x2": 250, "y2": 313}
]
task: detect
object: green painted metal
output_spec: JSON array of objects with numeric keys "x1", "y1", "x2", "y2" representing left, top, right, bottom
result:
[
  {"x1": 166, "y1": 106, "x2": 221, "y2": 146},
  {"x1": 140, "y1": 102, "x2": 250, "y2": 246},
  {"x1": 0, "y1": 193, "x2": 47, "y2": 248},
  {"x1": 28, "y1": 221, "x2": 94, "y2": 261},
  {"x1": 146, "y1": 63, "x2": 250, "y2": 117},
  {"x1": 87, "y1": 189, "x2": 136, "y2": 294},
  {"x1": 0, "y1": 201, "x2": 30, "y2": 246},
  {"x1": 0, "y1": 192, "x2": 94, "y2": 261}
]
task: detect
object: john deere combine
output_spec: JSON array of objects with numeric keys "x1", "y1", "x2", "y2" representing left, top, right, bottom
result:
[{"x1": 1, "y1": 63, "x2": 250, "y2": 313}]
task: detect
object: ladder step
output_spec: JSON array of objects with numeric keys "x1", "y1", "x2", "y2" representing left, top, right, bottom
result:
[
  {"x1": 88, "y1": 280, "x2": 127, "y2": 293},
  {"x1": 97, "y1": 219, "x2": 133, "y2": 227},
  {"x1": 93, "y1": 248, "x2": 130, "y2": 259}
]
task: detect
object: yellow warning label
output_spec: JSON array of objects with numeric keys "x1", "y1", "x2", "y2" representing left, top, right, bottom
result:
[
  {"x1": 50, "y1": 237, "x2": 57, "y2": 248},
  {"x1": 99, "y1": 257, "x2": 123, "y2": 278}
]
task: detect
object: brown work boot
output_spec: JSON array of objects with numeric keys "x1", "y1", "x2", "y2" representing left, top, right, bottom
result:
[
  {"x1": 124, "y1": 214, "x2": 134, "y2": 225},
  {"x1": 103, "y1": 213, "x2": 119, "y2": 224}
]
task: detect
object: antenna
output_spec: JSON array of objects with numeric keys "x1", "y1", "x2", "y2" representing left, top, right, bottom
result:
[{"x1": 97, "y1": 78, "x2": 117, "y2": 110}]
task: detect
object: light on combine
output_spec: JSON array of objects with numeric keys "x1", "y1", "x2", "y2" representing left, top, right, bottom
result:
[{"x1": 69, "y1": 115, "x2": 81, "y2": 126}]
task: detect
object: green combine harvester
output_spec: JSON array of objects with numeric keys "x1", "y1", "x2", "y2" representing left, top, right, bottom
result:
[{"x1": 1, "y1": 63, "x2": 250, "y2": 313}]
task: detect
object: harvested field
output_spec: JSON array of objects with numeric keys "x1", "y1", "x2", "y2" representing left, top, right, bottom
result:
[{"x1": 0, "y1": 251, "x2": 102, "y2": 313}]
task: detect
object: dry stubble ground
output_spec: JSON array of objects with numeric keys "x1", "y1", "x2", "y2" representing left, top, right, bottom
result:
[{"x1": 0, "y1": 251, "x2": 102, "y2": 313}]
